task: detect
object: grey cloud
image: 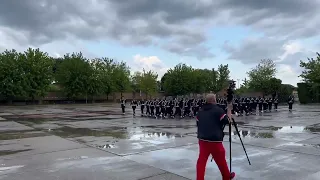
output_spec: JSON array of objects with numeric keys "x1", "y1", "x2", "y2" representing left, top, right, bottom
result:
[
  {"x1": 1, "y1": 0, "x2": 320, "y2": 60},
  {"x1": 280, "y1": 51, "x2": 316, "y2": 74},
  {"x1": 0, "y1": 0, "x2": 214, "y2": 58},
  {"x1": 220, "y1": 0, "x2": 320, "y2": 38},
  {"x1": 222, "y1": 37, "x2": 286, "y2": 64}
]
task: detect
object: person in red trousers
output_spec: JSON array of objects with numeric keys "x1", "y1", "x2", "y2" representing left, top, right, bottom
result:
[{"x1": 196, "y1": 94, "x2": 235, "y2": 180}]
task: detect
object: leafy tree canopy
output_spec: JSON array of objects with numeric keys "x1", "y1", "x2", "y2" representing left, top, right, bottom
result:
[
  {"x1": 247, "y1": 59, "x2": 280, "y2": 95},
  {"x1": 0, "y1": 49, "x2": 26, "y2": 99},
  {"x1": 132, "y1": 69, "x2": 158, "y2": 97},
  {"x1": 300, "y1": 52, "x2": 320, "y2": 86},
  {"x1": 55, "y1": 52, "x2": 93, "y2": 99}
]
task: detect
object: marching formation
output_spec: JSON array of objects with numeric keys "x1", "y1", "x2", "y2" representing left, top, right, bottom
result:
[{"x1": 120, "y1": 95, "x2": 295, "y2": 118}]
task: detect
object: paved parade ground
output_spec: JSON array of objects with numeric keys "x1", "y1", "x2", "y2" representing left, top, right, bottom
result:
[{"x1": 0, "y1": 104, "x2": 320, "y2": 180}]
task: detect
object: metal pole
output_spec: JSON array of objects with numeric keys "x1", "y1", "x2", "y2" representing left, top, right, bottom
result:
[
  {"x1": 229, "y1": 121, "x2": 232, "y2": 175},
  {"x1": 231, "y1": 118, "x2": 251, "y2": 165}
]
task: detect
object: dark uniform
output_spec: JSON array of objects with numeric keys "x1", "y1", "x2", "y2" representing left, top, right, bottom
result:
[
  {"x1": 274, "y1": 98, "x2": 278, "y2": 111},
  {"x1": 150, "y1": 100, "x2": 155, "y2": 117},
  {"x1": 258, "y1": 97, "x2": 263, "y2": 112},
  {"x1": 263, "y1": 98, "x2": 268, "y2": 112},
  {"x1": 131, "y1": 99, "x2": 138, "y2": 116},
  {"x1": 155, "y1": 100, "x2": 160, "y2": 116},
  {"x1": 139, "y1": 100, "x2": 145, "y2": 115},
  {"x1": 120, "y1": 99, "x2": 126, "y2": 114},
  {"x1": 288, "y1": 95, "x2": 294, "y2": 112},
  {"x1": 146, "y1": 100, "x2": 150, "y2": 116},
  {"x1": 268, "y1": 98, "x2": 273, "y2": 112}
]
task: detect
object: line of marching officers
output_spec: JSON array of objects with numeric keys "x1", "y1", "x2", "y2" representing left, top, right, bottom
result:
[{"x1": 120, "y1": 95, "x2": 294, "y2": 118}]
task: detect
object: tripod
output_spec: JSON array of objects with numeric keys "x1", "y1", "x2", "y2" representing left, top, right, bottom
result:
[
  {"x1": 229, "y1": 117, "x2": 251, "y2": 173},
  {"x1": 211, "y1": 116, "x2": 251, "y2": 179}
]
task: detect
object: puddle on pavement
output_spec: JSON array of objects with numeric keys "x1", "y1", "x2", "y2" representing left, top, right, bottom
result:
[
  {"x1": 277, "y1": 126, "x2": 307, "y2": 133},
  {"x1": 0, "y1": 149, "x2": 32, "y2": 156},
  {"x1": 141, "y1": 125, "x2": 196, "y2": 129},
  {"x1": 228, "y1": 130, "x2": 274, "y2": 138},
  {"x1": 97, "y1": 144, "x2": 116, "y2": 149},
  {"x1": 0, "y1": 130, "x2": 48, "y2": 140},
  {"x1": 95, "y1": 132, "x2": 183, "y2": 148},
  {"x1": 305, "y1": 125, "x2": 320, "y2": 133},
  {"x1": 227, "y1": 125, "x2": 319, "y2": 139},
  {"x1": 283, "y1": 142, "x2": 320, "y2": 149},
  {"x1": 276, "y1": 126, "x2": 320, "y2": 133},
  {"x1": 129, "y1": 131, "x2": 184, "y2": 141},
  {"x1": 49, "y1": 126, "x2": 128, "y2": 139},
  {"x1": 16, "y1": 118, "x2": 48, "y2": 126}
]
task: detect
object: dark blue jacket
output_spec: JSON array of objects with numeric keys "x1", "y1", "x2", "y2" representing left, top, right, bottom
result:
[{"x1": 196, "y1": 103, "x2": 229, "y2": 142}]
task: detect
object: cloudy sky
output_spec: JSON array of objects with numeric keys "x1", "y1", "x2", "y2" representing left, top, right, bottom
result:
[{"x1": 1, "y1": 0, "x2": 319, "y2": 86}]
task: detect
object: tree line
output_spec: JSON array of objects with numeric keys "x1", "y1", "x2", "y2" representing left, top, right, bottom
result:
[
  {"x1": 0, "y1": 48, "x2": 232, "y2": 102},
  {"x1": 298, "y1": 53, "x2": 320, "y2": 103},
  {"x1": 2, "y1": 47, "x2": 315, "y2": 104}
]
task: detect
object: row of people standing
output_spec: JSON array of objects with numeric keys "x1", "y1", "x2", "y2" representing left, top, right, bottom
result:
[
  {"x1": 229, "y1": 97, "x2": 279, "y2": 116},
  {"x1": 121, "y1": 98, "x2": 206, "y2": 118},
  {"x1": 120, "y1": 95, "x2": 294, "y2": 117}
]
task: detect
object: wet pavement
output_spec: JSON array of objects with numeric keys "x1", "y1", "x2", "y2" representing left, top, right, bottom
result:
[{"x1": 0, "y1": 104, "x2": 320, "y2": 179}]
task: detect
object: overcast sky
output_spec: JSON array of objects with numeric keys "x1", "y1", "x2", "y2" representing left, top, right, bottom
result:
[{"x1": 1, "y1": 0, "x2": 319, "y2": 86}]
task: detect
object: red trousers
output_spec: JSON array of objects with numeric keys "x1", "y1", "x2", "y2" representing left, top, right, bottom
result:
[{"x1": 196, "y1": 140, "x2": 230, "y2": 180}]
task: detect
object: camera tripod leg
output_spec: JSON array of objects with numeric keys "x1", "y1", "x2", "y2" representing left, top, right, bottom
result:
[
  {"x1": 229, "y1": 122, "x2": 232, "y2": 175},
  {"x1": 232, "y1": 118, "x2": 251, "y2": 165}
]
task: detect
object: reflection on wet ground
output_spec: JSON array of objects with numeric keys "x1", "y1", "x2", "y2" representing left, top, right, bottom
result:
[
  {"x1": 16, "y1": 118, "x2": 48, "y2": 125},
  {"x1": 97, "y1": 144, "x2": 116, "y2": 149},
  {"x1": 141, "y1": 125, "x2": 195, "y2": 129},
  {"x1": 0, "y1": 149, "x2": 32, "y2": 156},
  {"x1": 231, "y1": 126, "x2": 320, "y2": 139},
  {"x1": 48, "y1": 126, "x2": 128, "y2": 139},
  {"x1": 0, "y1": 130, "x2": 48, "y2": 140},
  {"x1": 1, "y1": 104, "x2": 320, "y2": 179}
]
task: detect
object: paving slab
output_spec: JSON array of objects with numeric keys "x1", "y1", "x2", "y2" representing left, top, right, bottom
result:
[
  {"x1": 0, "y1": 121, "x2": 33, "y2": 132},
  {"x1": 0, "y1": 148, "x2": 165, "y2": 180},
  {"x1": 142, "y1": 173, "x2": 190, "y2": 180},
  {"x1": 0, "y1": 136, "x2": 85, "y2": 159},
  {"x1": 0, "y1": 103, "x2": 319, "y2": 179},
  {"x1": 0, "y1": 113, "x2": 14, "y2": 116},
  {"x1": 69, "y1": 127, "x2": 197, "y2": 155},
  {"x1": 127, "y1": 143, "x2": 320, "y2": 180}
]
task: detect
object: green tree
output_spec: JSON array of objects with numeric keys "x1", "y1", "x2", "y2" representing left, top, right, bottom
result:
[
  {"x1": 53, "y1": 57, "x2": 64, "y2": 75},
  {"x1": 20, "y1": 48, "x2": 54, "y2": 102},
  {"x1": 160, "y1": 73, "x2": 168, "y2": 92},
  {"x1": 299, "y1": 53, "x2": 320, "y2": 102},
  {"x1": 130, "y1": 71, "x2": 141, "y2": 97},
  {"x1": 216, "y1": 64, "x2": 230, "y2": 92},
  {"x1": 163, "y1": 63, "x2": 194, "y2": 96},
  {"x1": 247, "y1": 59, "x2": 277, "y2": 96},
  {"x1": 265, "y1": 77, "x2": 282, "y2": 95},
  {"x1": 235, "y1": 79, "x2": 250, "y2": 95},
  {"x1": 86, "y1": 60, "x2": 104, "y2": 102},
  {"x1": 90, "y1": 58, "x2": 115, "y2": 100},
  {"x1": 193, "y1": 69, "x2": 213, "y2": 94},
  {"x1": 210, "y1": 68, "x2": 218, "y2": 92},
  {"x1": 278, "y1": 84, "x2": 294, "y2": 103},
  {"x1": 55, "y1": 52, "x2": 93, "y2": 99},
  {"x1": 133, "y1": 69, "x2": 158, "y2": 98},
  {"x1": 299, "y1": 53, "x2": 320, "y2": 84},
  {"x1": 112, "y1": 61, "x2": 130, "y2": 98},
  {"x1": 0, "y1": 49, "x2": 26, "y2": 103}
]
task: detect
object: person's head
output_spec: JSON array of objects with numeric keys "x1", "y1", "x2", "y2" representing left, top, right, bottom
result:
[{"x1": 205, "y1": 93, "x2": 217, "y2": 104}]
